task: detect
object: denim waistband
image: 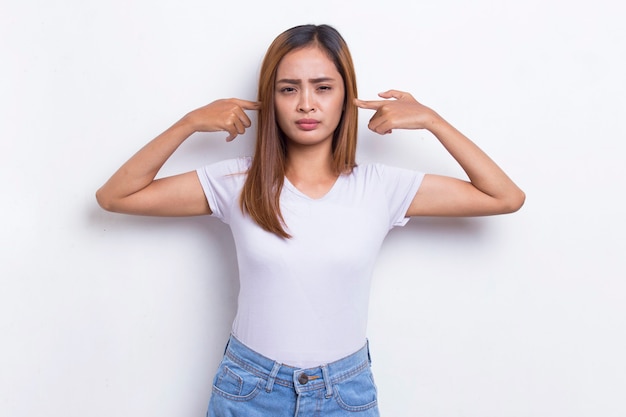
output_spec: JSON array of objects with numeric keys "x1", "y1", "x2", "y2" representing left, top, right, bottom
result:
[{"x1": 223, "y1": 334, "x2": 371, "y2": 396}]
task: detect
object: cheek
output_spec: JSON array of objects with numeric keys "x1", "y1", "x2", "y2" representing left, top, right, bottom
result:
[
  {"x1": 273, "y1": 99, "x2": 286, "y2": 119},
  {"x1": 274, "y1": 101, "x2": 291, "y2": 131},
  {"x1": 329, "y1": 95, "x2": 345, "y2": 123}
]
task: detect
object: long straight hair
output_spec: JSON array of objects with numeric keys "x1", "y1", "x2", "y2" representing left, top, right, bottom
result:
[{"x1": 240, "y1": 24, "x2": 359, "y2": 238}]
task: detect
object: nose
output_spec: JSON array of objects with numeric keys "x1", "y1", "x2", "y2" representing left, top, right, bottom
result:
[{"x1": 298, "y1": 89, "x2": 315, "y2": 113}]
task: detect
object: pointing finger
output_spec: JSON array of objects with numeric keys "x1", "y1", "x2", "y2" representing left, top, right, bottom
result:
[
  {"x1": 354, "y1": 98, "x2": 386, "y2": 110},
  {"x1": 378, "y1": 90, "x2": 412, "y2": 100},
  {"x1": 232, "y1": 98, "x2": 262, "y2": 111}
]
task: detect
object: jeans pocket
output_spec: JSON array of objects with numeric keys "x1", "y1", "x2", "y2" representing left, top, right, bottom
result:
[
  {"x1": 333, "y1": 367, "x2": 378, "y2": 412},
  {"x1": 212, "y1": 357, "x2": 263, "y2": 402}
]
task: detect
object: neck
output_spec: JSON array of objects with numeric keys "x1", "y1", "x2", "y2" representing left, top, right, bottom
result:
[
  {"x1": 285, "y1": 142, "x2": 335, "y2": 180},
  {"x1": 284, "y1": 143, "x2": 338, "y2": 199}
]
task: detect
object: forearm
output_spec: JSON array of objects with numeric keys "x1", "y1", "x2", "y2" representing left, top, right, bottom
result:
[
  {"x1": 428, "y1": 114, "x2": 525, "y2": 206},
  {"x1": 96, "y1": 117, "x2": 195, "y2": 208}
]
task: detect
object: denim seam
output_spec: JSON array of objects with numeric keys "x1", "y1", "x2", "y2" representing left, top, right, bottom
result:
[{"x1": 225, "y1": 350, "x2": 294, "y2": 388}]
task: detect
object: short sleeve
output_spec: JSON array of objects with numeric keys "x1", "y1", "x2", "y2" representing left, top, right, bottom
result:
[
  {"x1": 195, "y1": 157, "x2": 250, "y2": 224},
  {"x1": 373, "y1": 164, "x2": 424, "y2": 228}
]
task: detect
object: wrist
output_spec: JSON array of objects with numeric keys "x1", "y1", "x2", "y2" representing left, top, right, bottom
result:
[
  {"x1": 422, "y1": 109, "x2": 446, "y2": 131},
  {"x1": 175, "y1": 113, "x2": 201, "y2": 136}
]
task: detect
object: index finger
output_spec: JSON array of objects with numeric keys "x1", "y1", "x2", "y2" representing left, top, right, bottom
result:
[
  {"x1": 232, "y1": 98, "x2": 261, "y2": 111},
  {"x1": 378, "y1": 89, "x2": 410, "y2": 100},
  {"x1": 353, "y1": 98, "x2": 386, "y2": 110}
]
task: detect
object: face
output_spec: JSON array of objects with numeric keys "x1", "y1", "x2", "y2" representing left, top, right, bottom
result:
[{"x1": 274, "y1": 45, "x2": 345, "y2": 149}]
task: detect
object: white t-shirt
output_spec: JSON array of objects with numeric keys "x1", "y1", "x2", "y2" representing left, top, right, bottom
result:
[{"x1": 196, "y1": 157, "x2": 424, "y2": 367}]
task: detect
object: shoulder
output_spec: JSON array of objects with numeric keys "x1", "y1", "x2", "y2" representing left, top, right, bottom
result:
[
  {"x1": 200, "y1": 156, "x2": 251, "y2": 174},
  {"x1": 195, "y1": 157, "x2": 251, "y2": 220},
  {"x1": 347, "y1": 163, "x2": 425, "y2": 202},
  {"x1": 350, "y1": 162, "x2": 421, "y2": 181},
  {"x1": 195, "y1": 156, "x2": 251, "y2": 193},
  {"x1": 196, "y1": 157, "x2": 251, "y2": 182}
]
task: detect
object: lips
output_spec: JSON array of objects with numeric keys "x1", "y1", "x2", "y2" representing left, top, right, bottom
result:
[{"x1": 296, "y1": 119, "x2": 320, "y2": 131}]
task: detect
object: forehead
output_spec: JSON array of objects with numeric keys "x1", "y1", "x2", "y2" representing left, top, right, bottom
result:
[{"x1": 276, "y1": 45, "x2": 341, "y2": 79}]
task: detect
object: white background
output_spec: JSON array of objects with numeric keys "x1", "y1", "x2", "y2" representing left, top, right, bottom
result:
[{"x1": 2, "y1": 0, "x2": 625, "y2": 416}]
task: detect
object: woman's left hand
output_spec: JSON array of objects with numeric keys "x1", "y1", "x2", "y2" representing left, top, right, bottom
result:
[{"x1": 354, "y1": 90, "x2": 440, "y2": 134}]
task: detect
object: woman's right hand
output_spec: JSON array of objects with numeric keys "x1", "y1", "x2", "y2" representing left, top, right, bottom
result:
[{"x1": 182, "y1": 98, "x2": 261, "y2": 141}]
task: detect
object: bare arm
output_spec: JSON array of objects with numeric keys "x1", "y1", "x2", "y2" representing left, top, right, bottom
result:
[
  {"x1": 95, "y1": 98, "x2": 260, "y2": 216},
  {"x1": 355, "y1": 90, "x2": 525, "y2": 216}
]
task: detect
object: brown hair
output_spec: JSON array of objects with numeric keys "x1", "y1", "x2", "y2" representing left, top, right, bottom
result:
[{"x1": 240, "y1": 24, "x2": 359, "y2": 238}]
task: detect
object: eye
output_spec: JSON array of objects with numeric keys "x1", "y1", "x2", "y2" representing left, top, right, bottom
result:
[
  {"x1": 278, "y1": 86, "x2": 296, "y2": 93},
  {"x1": 318, "y1": 85, "x2": 332, "y2": 92}
]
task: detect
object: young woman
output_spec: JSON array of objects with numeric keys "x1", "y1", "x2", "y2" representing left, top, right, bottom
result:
[{"x1": 96, "y1": 24, "x2": 524, "y2": 417}]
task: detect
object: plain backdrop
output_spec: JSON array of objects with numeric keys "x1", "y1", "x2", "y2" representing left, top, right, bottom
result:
[{"x1": 2, "y1": 0, "x2": 625, "y2": 416}]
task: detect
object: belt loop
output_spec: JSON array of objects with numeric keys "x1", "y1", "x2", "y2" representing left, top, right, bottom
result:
[
  {"x1": 366, "y1": 339, "x2": 372, "y2": 365},
  {"x1": 265, "y1": 361, "x2": 281, "y2": 393},
  {"x1": 321, "y1": 364, "x2": 333, "y2": 398}
]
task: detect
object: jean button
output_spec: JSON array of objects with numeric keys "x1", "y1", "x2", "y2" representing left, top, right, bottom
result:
[{"x1": 298, "y1": 373, "x2": 309, "y2": 385}]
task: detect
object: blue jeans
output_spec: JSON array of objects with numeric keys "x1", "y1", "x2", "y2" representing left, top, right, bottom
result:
[{"x1": 207, "y1": 335, "x2": 380, "y2": 417}]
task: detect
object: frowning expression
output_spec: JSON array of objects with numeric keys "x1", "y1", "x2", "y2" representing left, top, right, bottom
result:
[{"x1": 274, "y1": 45, "x2": 345, "y2": 148}]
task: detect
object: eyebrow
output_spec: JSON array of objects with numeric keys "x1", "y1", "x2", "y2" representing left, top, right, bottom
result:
[{"x1": 276, "y1": 77, "x2": 337, "y2": 84}]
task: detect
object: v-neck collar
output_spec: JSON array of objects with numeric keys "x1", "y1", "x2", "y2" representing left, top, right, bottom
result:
[{"x1": 283, "y1": 175, "x2": 343, "y2": 201}]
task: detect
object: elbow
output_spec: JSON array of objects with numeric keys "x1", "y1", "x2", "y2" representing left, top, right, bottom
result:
[
  {"x1": 95, "y1": 188, "x2": 118, "y2": 212},
  {"x1": 502, "y1": 189, "x2": 526, "y2": 214}
]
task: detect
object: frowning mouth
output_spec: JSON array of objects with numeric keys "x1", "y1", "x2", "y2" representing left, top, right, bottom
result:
[{"x1": 296, "y1": 119, "x2": 320, "y2": 131}]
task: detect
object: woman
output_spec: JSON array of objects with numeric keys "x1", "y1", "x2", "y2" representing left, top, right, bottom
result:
[{"x1": 96, "y1": 24, "x2": 524, "y2": 417}]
